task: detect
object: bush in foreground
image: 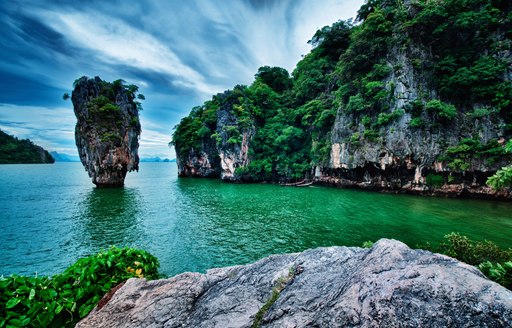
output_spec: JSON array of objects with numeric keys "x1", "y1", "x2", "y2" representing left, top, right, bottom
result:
[
  {"x1": 0, "y1": 246, "x2": 159, "y2": 327},
  {"x1": 417, "y1": 233, "x2": 512, "y2": 290}
]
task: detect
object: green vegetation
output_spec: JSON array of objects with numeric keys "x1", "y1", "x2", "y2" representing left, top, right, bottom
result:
[
  {"x1": 0, "y1": 247, "x2": 159, "y2": 328},
  {"x1": 365, "y1": 233, "x2": 512, "y2": 290},
  {"x1": 66, "y1": 77, "x2": 144, "y2": 146},
  {"x1": 425, "y1": 173, "x2": 444, "y2": 188},
  {"x1": 172, "y1": 0, "x2": 512, "y2": 181},
  {"x1": 487, "y1": 140, "x2": 512, "y2": 189},
  {"x1": 419, "y1": 233, "x2": 512, "y2": 290},
  {"x1": 252, "y1": 266, "x2": 297, "y2": 328},
  {"x1": 0, "y1": 130, "x2": 54, "y2": 164}
]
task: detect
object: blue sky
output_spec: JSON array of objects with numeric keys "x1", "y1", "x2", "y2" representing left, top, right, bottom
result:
[{"x1": 0, "y1": 0, "x2": 363, "y2": 158}]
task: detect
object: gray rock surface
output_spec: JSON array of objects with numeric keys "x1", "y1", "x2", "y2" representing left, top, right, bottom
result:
[
  {"x1": 72, "y1": 76, "x2": 141, "y2": 187},
  {"x1": 77, "y1": 239, "x2": 512, "y2": 327}
]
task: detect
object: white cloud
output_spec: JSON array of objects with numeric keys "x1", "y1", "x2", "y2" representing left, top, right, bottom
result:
[{"x1": 35, "y1": 10, "x2": 224, "y2": 95}]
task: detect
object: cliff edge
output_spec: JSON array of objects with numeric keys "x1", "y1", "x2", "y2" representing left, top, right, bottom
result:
[
  {"x1": 71, "y1": 76, "x2": 142, "y2": 187},
  {"x1": 77, "y1": 239, "x2": 512, "y2": 327}
]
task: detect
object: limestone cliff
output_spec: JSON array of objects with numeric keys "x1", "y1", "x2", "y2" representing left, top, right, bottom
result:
[
  {"x1": 77, "y1": 239, "x2": 512, "y2": 327},
  {"x1": 173, "y1": 87, "x2": 254, "y2": 181},
  {"x1": 71, "y1": 76, "x2": 142, "y2": 187},
  {"x1": 171, "y1": 0, "x2": 512, "y2": 198}
]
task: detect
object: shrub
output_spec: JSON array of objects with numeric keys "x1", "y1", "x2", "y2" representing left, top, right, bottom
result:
[
  {"x1": 425, "y1": 173, "x2": 444, "y2": 188},
  {"x1": 0, "y1": 247, "x2": 160, "y2": 328},
  {"x1": 425, "y1": 99, "x2": 457, "y2": 121},
  {"x1": 346, "y1": 94, "x2": 366, "y2": 112},
  {"x1": 409, "y1": 117, "x2": 425, "y2": 128},
  {"x1": 362, "y1": 241, "x2": 374, "y2": 248},
  {"x1": 487, "y1": 165, "x2": 512, "y2": 189},
  {"x1": 433, "y1": 233, "x2": 512, "y2": 266}
]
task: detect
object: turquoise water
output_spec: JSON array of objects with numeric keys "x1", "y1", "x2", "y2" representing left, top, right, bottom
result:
[{"x1": 1, "y1": 162, "x2": 511, "y2": 277}]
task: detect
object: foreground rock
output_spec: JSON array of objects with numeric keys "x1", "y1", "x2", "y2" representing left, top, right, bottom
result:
[
  {"x1": 77, "y1": 239, "x2": 512, "y2": 327},
  {"x1": 72, "y1": 76, "x2": 141, "y2": 187}
]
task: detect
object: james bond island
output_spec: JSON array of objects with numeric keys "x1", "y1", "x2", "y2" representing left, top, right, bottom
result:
[{"x1": 70, "y1": 76, "x2": 144, "y2": 187}]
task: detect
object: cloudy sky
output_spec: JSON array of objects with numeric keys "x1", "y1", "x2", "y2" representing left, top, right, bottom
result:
[{"x1": 0, "y1": 0, "x2": 364, "y2": 159}]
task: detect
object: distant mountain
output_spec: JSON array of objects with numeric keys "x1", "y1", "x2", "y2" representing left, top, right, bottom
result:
[
  {"x1": 140, "y1": 156, "x2": 175, "y2": 162},
  {"x1": 0, "y1": 129, "x2": 54, "y2": 164},
  {"x1": 49, "y1": 151, "x2": 80, "y2": 162}
]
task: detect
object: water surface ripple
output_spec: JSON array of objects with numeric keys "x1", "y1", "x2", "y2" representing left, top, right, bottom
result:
[{"x1": 1, "y1": 163, "x2": 511, "y2": 277}]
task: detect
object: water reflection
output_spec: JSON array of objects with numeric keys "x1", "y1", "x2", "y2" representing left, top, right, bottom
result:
[{"x1": 76, "y1": 187, "x2": 144, "y2": 249}]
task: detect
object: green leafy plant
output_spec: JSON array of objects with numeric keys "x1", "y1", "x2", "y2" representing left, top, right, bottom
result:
[
  {"x1": 487, "y1": 140, "x2": 512, "y2": 189},
  {"x1": 0, "y1": 247, "x2": 160, "y2": 328},
  {"x1": 362, "y1": 240, "x2": 374, "y2": 248},
  {"x1": 428, "y1": 233, "x2": 512, "y2": 266},
  {"x1": 479, "y1": 261, "x2": 512, "y2": 290}
]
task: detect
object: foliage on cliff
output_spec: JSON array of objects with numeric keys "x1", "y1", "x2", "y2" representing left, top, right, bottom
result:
[
  {"x1": 0, "y1": 129, "x2": 54, "y2": 164},
  {"x1": 172, "y1": 0, "x2": 512, "y2": 182},
  {"x1": 0, "y1": 247, "x2": 159, "y2": 328}
]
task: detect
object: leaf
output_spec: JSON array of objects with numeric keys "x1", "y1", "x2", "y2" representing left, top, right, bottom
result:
[
  {"x1": 15, "y1": 286, "x2": 30, "y2": 294},
  {"x1": 135, "y1": 268, "x2": 142, "y2": 276},
  {"x1": 55, "y1": 304, "x2": 64, "y2": 314},
  {"x1": 28, "y1": 289, "x2": 35, "y2": 301},
  {"x1": 79, "y1": 303, "x2": 93, "y2": 318},
  {"x1": 20, "y1": 317, "x2": 30, "y2": 327},
  {"x1": 6, "y1": 298, "x2": 21, "y2": 309}
]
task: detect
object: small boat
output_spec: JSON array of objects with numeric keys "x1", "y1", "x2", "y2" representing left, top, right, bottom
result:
[
  {"x1": 280, "y1": 180, "x2": 305, "y2": 186},
  {"x1": 295, "y1": 181, "x2": 314, "y2": 187}
]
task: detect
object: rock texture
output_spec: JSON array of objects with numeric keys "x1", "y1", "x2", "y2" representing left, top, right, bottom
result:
[
  {"x1": 175, "y1": 88, "x2": 254, "y2": 180},
  {"x1": 322, "y1": 23, "x2": 512, "y2": 199},
  {"x1": 77, "y1": 239, "x2": 512, "y2": 327},
  {"x1": 72, "y1": 76, "x2": 141, "y2": 187}
]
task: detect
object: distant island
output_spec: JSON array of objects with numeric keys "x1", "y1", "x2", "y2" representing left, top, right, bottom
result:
[
  {"x1": 140, "y1": 157, "x2": 175, "y2": 162},
  {"x1": 0, "y1": 129, "x2": 54, "y2": 164},
  {"x1": 50, "y1": 151, "x2": 80, "y2": 162}
]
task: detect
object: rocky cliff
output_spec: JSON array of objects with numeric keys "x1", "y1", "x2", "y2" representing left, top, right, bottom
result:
[
  {"x1": 71, "y1": 76, "x2": 142, "y2": 187},
  {"x1": 171, "y1": 0, "x2": 512, "y2": 198},
  {"x1": 173, "y1": 87, "x2": 254, "y2": 180},
  {"x1": 77, "y1": 239, "x2": 512, "y2": 327}
]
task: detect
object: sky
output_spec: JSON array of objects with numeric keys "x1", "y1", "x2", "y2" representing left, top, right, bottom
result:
[{"x1": 0, "y1": 0, "x2": 364, "y2": 159}]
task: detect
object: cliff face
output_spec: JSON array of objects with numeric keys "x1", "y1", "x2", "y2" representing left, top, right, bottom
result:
[
  {"x1": 77, "y1": 239, "x2": 512, "y2": 327},
  {"x1": 173, "y1": 87, "x2": 254, "y2": 181},
  {"x1": 71, "y1": 76, "x2": 141, "y2": 187},
  {"x1": 171, "y1": 0, "x2": 512, "y2": 198}
]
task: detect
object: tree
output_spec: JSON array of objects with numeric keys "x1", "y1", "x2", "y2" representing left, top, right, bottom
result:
[{"x1": 254, "y1": 66, "x2": 292, "y2": 93}]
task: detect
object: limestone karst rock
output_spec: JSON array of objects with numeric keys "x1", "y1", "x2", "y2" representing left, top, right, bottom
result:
[
  {"x1": 77, "y1": 239, "x2": 512, "y2": 327},
  {"x1": 71, "y1": 76, "x2": 141, "y2": 187}
]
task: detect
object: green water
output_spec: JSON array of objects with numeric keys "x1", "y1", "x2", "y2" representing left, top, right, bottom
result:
[{"x1": 1, "y1": 162, "x2": 511, "y2": 277}]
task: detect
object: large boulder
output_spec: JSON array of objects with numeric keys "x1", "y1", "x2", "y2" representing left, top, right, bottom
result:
[
  {"x1": 72, "y1": 76, "x2": 141, "y2": 187},
  {"x1": 77, "y1": 239, "x2": 512, "y2": 327}
]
